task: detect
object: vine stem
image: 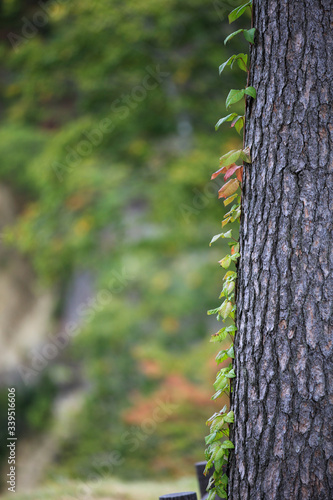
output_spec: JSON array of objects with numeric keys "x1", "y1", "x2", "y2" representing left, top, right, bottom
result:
[{"x1": 205, "y1": 3, "x2": 255, "y2": 498}]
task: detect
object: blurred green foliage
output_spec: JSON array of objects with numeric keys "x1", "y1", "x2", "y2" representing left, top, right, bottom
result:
[{"x1": 0, "y1": 0, "x2": 247, "y2": 482}]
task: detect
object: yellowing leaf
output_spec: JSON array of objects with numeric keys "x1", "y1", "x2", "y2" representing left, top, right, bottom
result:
[
  {"x1": 222, "y1": 216, "x2": 232, "y2": 227},
  {"x1": 218, "y1": 179, "x2": 239, "y2": 199},
  {"x1": 224, "y1": 271, "x2": 236, "y2": 280},
  {"x1": 224, "y1": 193, "x2": 239, "y2": 206},
  {"x1": 219, "y1": 255, "x2": 231, "y2": 269}
]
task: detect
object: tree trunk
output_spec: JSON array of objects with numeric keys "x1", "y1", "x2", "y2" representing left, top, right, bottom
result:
[{"x1": 228, "y1": 1, "x2": 333, "y2": 498}]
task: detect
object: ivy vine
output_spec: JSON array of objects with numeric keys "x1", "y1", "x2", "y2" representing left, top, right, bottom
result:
[{"x1": 204, "y1": 2, "x2": 256, "y2": 499}]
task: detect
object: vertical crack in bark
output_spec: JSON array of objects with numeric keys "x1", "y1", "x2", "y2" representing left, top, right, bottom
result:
[{"x1": 228, "y1": 0, "x2": 333, "y2": 498}]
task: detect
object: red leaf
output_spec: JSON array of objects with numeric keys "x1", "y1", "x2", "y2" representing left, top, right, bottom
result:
[
  {"x1": 211, "y1": 163, "x2": 237, "y2": 180},
  {"x1": 224, "y1": 164, "x2": 242, "y2": 181},
  {"x1": 218, "y1": 178, "x2": 240, "y2": 199}
]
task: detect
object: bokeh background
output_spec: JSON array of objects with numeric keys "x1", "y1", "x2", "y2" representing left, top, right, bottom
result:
[{"x1": 0, "y1": 0, "x2": 247, "y2": 497}]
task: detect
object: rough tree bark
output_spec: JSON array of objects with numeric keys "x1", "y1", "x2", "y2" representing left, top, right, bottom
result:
[{"x1": 228, "y1": 0, "x2": 333, "y2": 498}]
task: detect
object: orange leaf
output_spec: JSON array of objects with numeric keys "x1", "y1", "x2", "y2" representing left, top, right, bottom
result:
[
  {"x1": 211, "y1": 166, "x2": 227, "y2": 180},
  {"x1": 218, "y1": 179, "x2": 239, "y2": 199},
  {"x1": 224, "y1": 164, "x2": 242, "y2": 181},
  {"x1": 211, "y1": 163, "x2": 237, "y2": 180},
  {"x1": 236, "y1": 166, "x2": 243, "y2": 182},
  {"x1": 231, "y1": 243, "x2": 240, "y2": 255}
]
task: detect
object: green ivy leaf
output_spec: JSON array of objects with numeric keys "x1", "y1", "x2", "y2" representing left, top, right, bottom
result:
[
  {"x1": 230, "y1": 252, "x2": 240, "y2": 261},
  {"x1": 210, "y1": 333, "x2": 222, "y2": 343},
  {"x1": 221, "y1": 440, "x2": 235, "y2": 449},
  {"x1": 220, "y1": 404, "x2": 228, "y2": 414},
  {"x1": 209, "y1": 234, "x2": 222, "y2": 246},
  {"x1": 207, "y1": 491, "x2": 216, "y2": 500},
  {"x1": 210, "y1": 327, "x2": 228, "y2": 343},
  {"x1": 214, "y1": 458, "x2": 224, "y2": 473},
  {"x1": 240, "y1": 146, "x2": 251, "y2": 162},
  {"x1": 219, "y1": 54, "x2": 248, "y2": 74},
  {"x1": 232, "y1": 115, "x2": 245, "y2": 134},
  {"x1": 226, "y1": 89, "x2": 245, "y2": 108},
  {"x1": 243, "y1": 27, "x2": 256, "y2": 44},
  {"x1": 214, "y1": 445, "x2": 225, "y2": 461},
  {"x1": 225, "y1": 205, "x2": 238, "y2": 218},
  {"x1": 227, "y1": 345, "x2": 235, "y2": 358},
  {"x1": 236, "y1": 54, "x2": 248, "y2": 72},
  {"x1": 213, "y1": 377, "x2": 229, "y2": 393},
  {"x1": 209, "y1": 230, "x2": 232, "y2": 246},
  {"x1": 231, "y1": 208, "x2": 241, "y2": 221},
  {"x1": 224, "y1": 410, "x2": 234, "y2": 423},
  {"x1": 228, "y1": 2, "x2": 251, "y2": 24},
  {"x1": 216, "y1": 485, "x2": 228, "y2": 499},
  {"x1": 223, "y1": 280, "x2": 235, "y2": 296},
  {"x1": 204, "y1": 459, "x2": 214, "y2": 475},
  {"x1": 207, "y1": 475, "x2": 215, "y2": 490},
  {"x1": 224, "y1": 27, "x2": 255, "y2": 45},
  {"x1": 220, "y1": 473, "x2": 229, "y2": 486},
  {"x1": 207, "y1": 307, "x2": 221, "y2": 316},
  {"x1": 205, "y1": 431, "x2": 223, "y2": 445},
  {"x1": 224, "y1": 28, "x2": 244, "y2": 45},
  {"x1": 219, "y1": 148, "x2": 242, "y2": 167},
  {"x1": 212, "y1": 390, "x2": 223, "y2": 400},
  {"x1": 219, "y1": 255, "x2": 232, "y2": 269},
  {"x1": 216, "y1": 350, "x2": 228, "y2": 363},
  {"x1": 205, "y1": 432, "x2": 217, "y2": 445},
  {"x1": 225, "y1": 368, "x2": 236, "y2": 378},
  {"x1": 220, "y1": 300, "x2": 233, "y2": 318},
  {"x1": 210, "y1": 416, "x2": 225, "y2": 431},
  {"x1": 244, "y1": 86, "x2": 256, "y2": 99},
  {"x1": 219, "y1": 55, "x2": 235, "y2": 75},
  {"x1": 215, "y1": 113, "x2": 238, "y2": 130}
]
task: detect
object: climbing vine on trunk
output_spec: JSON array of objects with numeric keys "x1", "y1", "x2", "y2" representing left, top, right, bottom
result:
[{"x1": 204, "y1": 2, "x2": 256, "y2": 498}]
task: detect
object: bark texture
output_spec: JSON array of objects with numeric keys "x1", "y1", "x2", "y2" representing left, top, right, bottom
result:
[{"x1": 228, "y1": 0, "x2": 333, "y2": 498}]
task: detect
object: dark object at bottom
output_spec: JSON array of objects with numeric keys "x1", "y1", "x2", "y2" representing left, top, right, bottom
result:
[
  {"x1": 158, "y1": 460, "x2": 226, "y2": 499},
  {"x1": 195, "y1": 461, "x2": 212, "y2": 498},
  {"x1": 159, "y1": 493, "x2": 197, "y2": 500},
  {"x1": 195, "y1": 461, "x2": 225, "y2": 500}
]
